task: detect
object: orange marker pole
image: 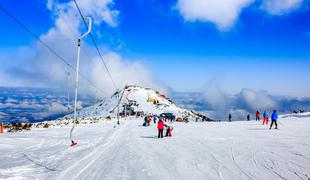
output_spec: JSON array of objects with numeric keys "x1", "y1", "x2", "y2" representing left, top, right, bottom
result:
[{"x1": 0, "y1": 123, "x2": 3, "y2": 134}]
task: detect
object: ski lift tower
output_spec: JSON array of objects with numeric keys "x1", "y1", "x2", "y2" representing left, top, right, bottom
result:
[
  {"x1": 124, "y1": 85, "x2": 127, "y2": 120},
  {"x1": 117, "y1": 89, "x2": 121, "y2": 125},
  {"x1": 65, "y1": 64, "x2": 70, "y2": 111},
  {"x1": 70, "y1": 17, "x2": 92, "y2": 146}
]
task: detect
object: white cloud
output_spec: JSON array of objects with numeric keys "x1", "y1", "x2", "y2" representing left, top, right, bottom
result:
[
  {"x1": 90, "y1": 53, "x2": 168, "y2": 97},
  {"x1": 47, "y1": 102, "x2": 69, "y2": 114},
  {"x1": 204, "y1": 78, "x2": 228, "y2": 109},
  {"x1": 238, "y1": 88, "x2": 277, "y2": 111},
  {"x1": 261, "y1": 0, "x2": 304, "y2": 15},
  {"x1": 76, "y1": 101, "x2": 83, "y2": 110},
  {"x1": 228, "y1": 109, "x2": 248, "y2": 120},
  {"x1": 0, "y1": 0, "x2": 166, "y2": 99},
  {"x1": 76, "y1": 0, "x2": 119, "y2": 27},
  {"x1": 203, "y1": 79, "x2": 278, "y2": 119},
  {"x1": 0, "y1": 112, "x2": 7, "y2": 119},
  {"x1": 32, "y1": 101, "x2": 81, "y2": 119},
  {"x1": 19, "y1": 117, "x2": 29, "y2": 122},
  {"x1": 48, "y1": 0, "x2": 118, "y2": 27},
  {"x1": 6, "y1": 98, "x2": 18, "y2": 103},
  {"x1": 176, "y1": 0, "x2": 305, "y2": 30},
  {"x1": 0, "y1": 102, "x2": 15, "y2": 108},
  {"x1": 176, "y1": 0, "x2": 254, "y2": 30},
  {"x1": 47, "y1": 0, "x2": 53, "y2": 10},
  {"x1": 15, "y1": 100, "x2": 45, "y2": 109},
  {"x1": 0, "y1": 0, "x2": 119, "y2": 88}
]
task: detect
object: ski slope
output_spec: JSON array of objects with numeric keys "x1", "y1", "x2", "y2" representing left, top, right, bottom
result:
[{"x1": 1, "y1": 116, "x2": 310, "y2": 180}]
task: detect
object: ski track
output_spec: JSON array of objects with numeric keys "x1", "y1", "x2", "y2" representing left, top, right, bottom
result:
[
  {"x1": 57, "y1": 122, "x2": 128, "y2": 179},
  {"x1": 230, "y1": 141, "x2": 255, "y2": 180},
  {"x1": 195, "y1": 140, "x2": 232, "y2": 180},
  {"x1": 22, "y1": 153, "x2": 57, "y2": 172},
  {"x1": 1, "y1": 118, "x2": 310, "y2": 179},
  {"x1": 258, "y1": 152, "x2": 288, "y2": 180},
  {"x1": 289, "y1": 161, "x2": 310, "y2": 179},
  {"x1": 251, "y1": 151, "x2": 258, "y2": 169}
]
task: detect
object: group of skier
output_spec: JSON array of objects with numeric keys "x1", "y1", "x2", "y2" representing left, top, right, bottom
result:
[
  {"x1": 149, "y1": 109, "x2": 279, "y2": 139},
  {"x1": 143, "y1": 115, "x2": 173, "y2": 138},
  {"x1": 157, "y1": 119, "x2": 173, "y2": 138},
  {"x1": 256, "y1": 110, "x2": 278, "y2": 129},
  {"x1": 229, "y1": 110, "x2": 279, "y2": 129},
  {"x1": 143, "y1": 115, "x2": 158, "y2": 126}
]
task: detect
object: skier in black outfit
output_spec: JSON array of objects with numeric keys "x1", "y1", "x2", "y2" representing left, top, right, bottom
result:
[
  {"x1": 143, "y1": 116, "x2": 148, "y2": 126},
  {"x1": 247, "y1": 114, "x2": 250, "y2": 121},
  {"x1": 270, "y1": 110, "x2": 278, "y2": 129},
  {"x1": 165, "y1": 125, "x2": 171, "y2": 137},
  {"x1": 157, "y1": 120, "x2": 164, "y2": 138},
  {"x1": 229, "y1": 114, "x2": 232, "y2": 122}
]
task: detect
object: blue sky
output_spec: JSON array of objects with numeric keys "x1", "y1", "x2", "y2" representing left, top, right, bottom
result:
[{"x1": 0, "y1": 0, "x2": 310, "y2": 96}]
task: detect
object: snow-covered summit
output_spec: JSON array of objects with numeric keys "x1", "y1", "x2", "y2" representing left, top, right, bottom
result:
[{"x1": 64, "y1": 85, "x2": 207, "y2": 121}]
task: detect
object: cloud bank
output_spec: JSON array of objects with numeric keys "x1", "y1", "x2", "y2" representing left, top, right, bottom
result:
[
  {"x1": 204, "y1": 78, "x2": 228, "y2": 109},
  {"x1": 1, "y1": 0, "x2": 166, "y2": 98},
  {"x1": 237, "y1": 89, "x2": 277, "y2": 111},
  {"x1": 91, "y1": 53, "x2": 168, "y2": 96},
  {"x1": 174, "y1": 86, "x2": 308, "y2": 121},
  {"x1": 202, "y1": 81, "x2": 278, "y2": 119}
]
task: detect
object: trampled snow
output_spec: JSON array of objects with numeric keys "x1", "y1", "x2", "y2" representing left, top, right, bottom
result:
[{"x1": 1, "y1": 115, "x2": 310, "y2": 180}]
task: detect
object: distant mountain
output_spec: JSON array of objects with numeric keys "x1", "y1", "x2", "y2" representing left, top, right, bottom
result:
[{"x1": 64, "y1": 85, "x2": 208, "y2": 121}]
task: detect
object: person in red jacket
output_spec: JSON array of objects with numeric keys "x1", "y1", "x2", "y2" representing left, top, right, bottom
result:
[
  {"x1": 157, "y1": 119, "x2": 165, "y2": 138},
  {"x1": 256, "y1": 111, "x2": 260, "y2": 121}
]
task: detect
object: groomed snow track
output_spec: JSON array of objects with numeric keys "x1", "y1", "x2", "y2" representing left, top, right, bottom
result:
[{"x1": 1, "y1": 117, "x2": 310, "y2": 180}]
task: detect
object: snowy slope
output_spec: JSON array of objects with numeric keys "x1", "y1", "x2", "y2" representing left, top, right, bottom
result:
[
  {"x1": 1, "y1": 115, "x2": 310, "y2": 179},
  {"x1": 280, "y1": 112, "x2": 310, "y2": 119},
  {"x1": 123, "y1": 86, "x2": 199, "y2": 118},
  {"x1": 64, "y1": 85, "x2": 203, "y2": 121}
]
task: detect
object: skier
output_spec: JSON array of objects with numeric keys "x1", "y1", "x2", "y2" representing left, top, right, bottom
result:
[
  {"x1": 247, "y1": 114, "x2": 250, "y2": 121},
  {"x1": 153, "y1": 115, "x2": 157, "y2": 124},
  {"x1": 157, "y1": 119, "x2": 165, "y2": 138},
  {"x1": 143, "y1": 116, "x2": 148, "y2": 126},
  {"x1": 256, "y1": 111, "x2": 260, "y2": 121},
  {"x1": 270, "y1": 110, "x2": 278, "y2": 129},
  {"x1": 165, "y1": 125, "x2": 173, "y2": 137},
  {"x1": 262, "y1": 111, "x2": 269, "y2": 125},
  {"x1": 229, "y1": 114, "x2": 232, "y2": 122},
  {"x1": 147, "y1": 116, "x2": 152, "y2": 126}
]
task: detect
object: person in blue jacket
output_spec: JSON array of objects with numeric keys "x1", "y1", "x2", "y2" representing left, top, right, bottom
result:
[
  {"x1": 153, "y1": 115, "x2": 157, "y2": 124},
  {"x1": 270, "y1": 110, "x2": 278, "y2": 129},
  {"x1": 262, "y1": 111, "x2": 269, "y2": 125}
]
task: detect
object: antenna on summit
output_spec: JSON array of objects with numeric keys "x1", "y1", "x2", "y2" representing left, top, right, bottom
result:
[{"x1": 70, "y1": 16, "x2": 92, "y2": 147}]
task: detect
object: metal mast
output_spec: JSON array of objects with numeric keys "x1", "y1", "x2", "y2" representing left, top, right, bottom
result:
[{"x1": 70, "y1": 17, "x2": 92, "y2": 145}]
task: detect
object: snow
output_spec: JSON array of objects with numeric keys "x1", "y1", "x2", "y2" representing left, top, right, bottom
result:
[
  {"x1": 1, "y1": 115, "x2": 310, "y2": 180},
  {"x1": 63, "y1": 85, "x2": 201, "y2": 121}
]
